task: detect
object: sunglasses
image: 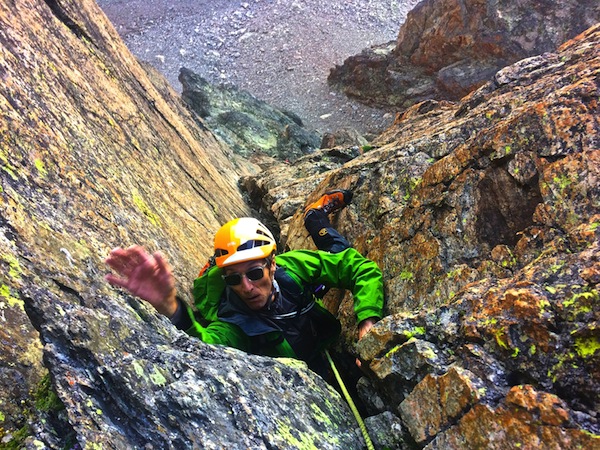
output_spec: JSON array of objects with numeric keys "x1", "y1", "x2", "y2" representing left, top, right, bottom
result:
[{"x1": 222, "y1": 263, "x2": 268, "y2": 286}]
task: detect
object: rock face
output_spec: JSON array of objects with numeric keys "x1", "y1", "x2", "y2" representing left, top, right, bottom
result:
[
  {"x1": 252, "y1": 24, "x2": 600, "y2": 447},
  {"x1": 2, "y1": 0, "x2": 599, "y2": 448},
  {"x1": 179, "y1": 68, "x2": 321, "y2": 162},
  {"x1": 240, "y1": 145, "x2": 362, "y2": 240},
  {"x1": 328, "y1": 0, "x2": 600, "y2": 110},
  {"x1": 21, "y1": 282, "x2": 361, "y2": 449},
  {"x1": 0, "y1": 0, "x2": 361, "y2": 447}
]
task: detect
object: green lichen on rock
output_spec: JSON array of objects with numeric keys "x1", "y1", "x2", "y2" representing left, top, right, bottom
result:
[
  {"x1": 574, "y1": 337, "x2": 600, "y2": 359},
  {"x1": 33, "y1": 158, "x2": 47, "y2": 177},
  {"x1": 1, "y1": 253, "x2": 23, "y2": 279},
  {"x1": 0, "y1": 148, "x2": 19, "y2": 181},
  {"x1": 0, "y1": 284, "x2": 24, "y2": 309},
  {"x1": 132, "y1": 190, "x2": 161, "y2": 227},
  {"x1": 308, "y1": 403, "x2": 336, "y2": 429},
  {"x1": 563, "y1": 290, "x2": 597, "y2": 309},
  {"x1": 401, "y1": 326, "x2": 426, "y2": 340},
  {"x1": 275, "y1": 357, "x2": 309, "y2": 371},
  {"x1": 272, "y1": 416, "x2": 340, "y2": 449},
  {"x1": 34, "y1": 374, "x2": 64, "y2": 413},
  {"x1": 149, "y1": 367, "x2": 167, "y2": 386},
  {"x1": 494, "y1": 329, "x2": 510, "y2": 351},
  {"x1": 529, "y1": 344, "x2": 537, "y2": 356},
  {"x1": 553, "y1": 174, "x2": 574, "y2": 192},
  {"x1": 132, "y1": 360, "x2": 145, "y2": 378},
  {"x1": 399, "y1": 270, "x2": 415, "y2": 281}
]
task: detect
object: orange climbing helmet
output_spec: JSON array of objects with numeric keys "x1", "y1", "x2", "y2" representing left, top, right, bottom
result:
[{"x1": 213, "y1": 218, "x2": 276, "y2": 268}]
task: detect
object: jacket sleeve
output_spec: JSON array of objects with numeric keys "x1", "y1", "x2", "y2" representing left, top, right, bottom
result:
[
  {"x1": 276, "y1": 248, "x2": 384, "y2": 323},
  {"x1": 170, "y1": 266, "x2": 250, "y2": 351},
  {"x1": 185, "y1": 305, "x2": 249, "y2": 350},
  {"x1": 173, "y1": 299, "x2": 250, "y2": 351}
]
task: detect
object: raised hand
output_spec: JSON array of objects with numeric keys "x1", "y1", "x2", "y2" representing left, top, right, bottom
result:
[{"x1": 105, "y1": 245, "x2": 177, "y2": 317}]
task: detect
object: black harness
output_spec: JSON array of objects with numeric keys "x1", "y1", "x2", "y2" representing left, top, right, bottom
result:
[{"x1": 218, "y1": 267, "x2": 339, "y2": 362}]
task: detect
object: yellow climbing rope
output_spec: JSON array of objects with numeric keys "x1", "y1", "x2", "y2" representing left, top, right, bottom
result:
[{"x1": 324, "y1": 350, "x2": 375, "y2": 450}]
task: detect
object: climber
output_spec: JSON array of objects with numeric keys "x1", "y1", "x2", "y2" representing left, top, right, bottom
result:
[{"x1": 105, "y1": 190, "x2": 384, "y2": 374}]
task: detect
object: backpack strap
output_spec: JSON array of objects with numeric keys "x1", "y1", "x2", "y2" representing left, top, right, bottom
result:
[
  {"x1": 274, "y1": 267, "x2": 317, "y2": 316},
  {"x1": 261, "y1": 300, "x2": 316, "y2": 320}
]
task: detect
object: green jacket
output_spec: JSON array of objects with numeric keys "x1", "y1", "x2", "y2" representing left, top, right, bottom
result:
[{"x1": 180, "y1": 247, "x2": 384, "y2": 361}]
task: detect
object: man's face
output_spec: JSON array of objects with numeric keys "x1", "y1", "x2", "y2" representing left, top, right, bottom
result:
[{"x1": 224, "y1": 258, "x2": 275, "y2": 310}]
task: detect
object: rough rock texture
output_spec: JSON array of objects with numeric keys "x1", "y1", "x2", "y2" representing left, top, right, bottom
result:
[
  {"x1": 21, "y1": 280, "x2": 361, "y2": 449},
  {"x1": 179, "y1": 68, "x2": 321, "y2": 162},
  {"x1": 0, "y1": 0, "x2": 361, "y2": 447},
  {"x1": 2, "y1": 0, "x2": 599, "y2": 448},
  {"x1": 320, "y1": 128, "x2": 370, "y2": 150},
  {"x1": 328, "y1": 0, "x2": 600, "y2": 110},
  {"x1": 239, "y1": 146, "x2": 362, "y2": 240},
  {"x1": 247, "y1": 24, "x2": 600, "y2": 447}
]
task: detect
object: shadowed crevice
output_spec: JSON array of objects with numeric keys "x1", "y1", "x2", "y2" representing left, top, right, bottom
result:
[
  {"x1": 476, "y1": 165, "x2": 543, "y2": 248},
  {"x1": 44, "y1": 0, "x2": 94, "y2": 43}
]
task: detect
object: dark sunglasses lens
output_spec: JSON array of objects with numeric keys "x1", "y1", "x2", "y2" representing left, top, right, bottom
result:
[
  {"x1": 223, "y1": 274, "x2": 242, "y2": 286},
  {"x1": 223, "y1": 266, "x2": 265, "y2": 286},
  {"x1": 246, "y1": 267, "x2": 265, "y2": 281}
]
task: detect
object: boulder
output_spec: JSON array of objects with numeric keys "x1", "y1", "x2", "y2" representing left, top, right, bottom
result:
[
  {"x1": 180, "y1": 68, "x2": 321, "y2": 162},
  {"x1": 20, "y1": 279, "x2": 362, "y2": 449},
  {"x1": 328, "y1": 0, "x2": 600, "y2": 109}
]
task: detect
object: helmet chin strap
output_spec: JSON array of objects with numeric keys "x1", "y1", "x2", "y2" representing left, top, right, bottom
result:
[{"x1": 266, "y1": 276, "x2": 280, "y2": 309}]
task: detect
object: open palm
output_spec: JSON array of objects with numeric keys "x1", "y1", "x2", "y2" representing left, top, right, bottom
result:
[{"x1": 105, "y1": 245, "x2": 175, "y2": 313}]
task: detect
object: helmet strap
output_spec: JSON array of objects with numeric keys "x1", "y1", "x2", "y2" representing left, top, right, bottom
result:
[{"x1": 266, "y1": 276, "x2": 279, "y2": 309}]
